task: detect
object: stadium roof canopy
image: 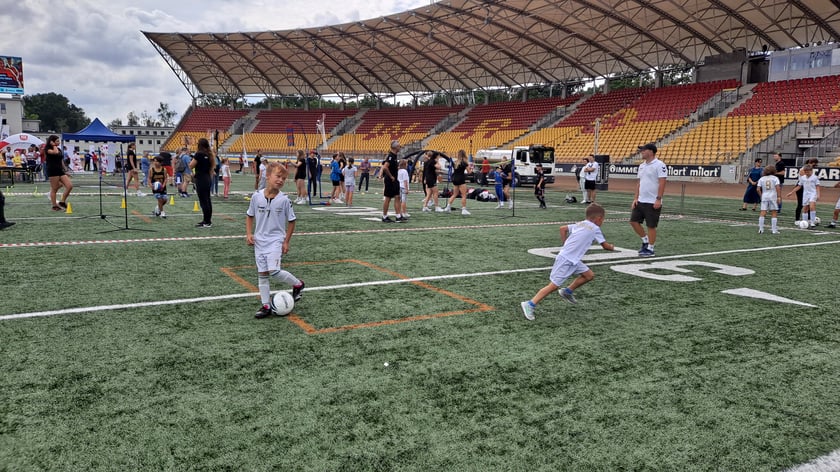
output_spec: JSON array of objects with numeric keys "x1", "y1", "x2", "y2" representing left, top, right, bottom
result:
[{"x1": 143, "y1": 0, "x2": 840, "y2": 100}]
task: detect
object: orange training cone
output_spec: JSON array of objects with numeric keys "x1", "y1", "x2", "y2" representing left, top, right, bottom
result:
[
  {"x1": 65, "y1": 202, "x2": 73, "y2": 214},
  {"x1": 193, "y1": 201, "x2": 200, "y2": 212}
]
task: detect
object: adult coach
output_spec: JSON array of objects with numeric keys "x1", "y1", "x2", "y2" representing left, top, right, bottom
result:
[
  {"x1": 380, "y1": 140, "x2": 402, "y2": 223},
  {"x1": 630, "y1": 143, "x2": 667, "y2": 257}
]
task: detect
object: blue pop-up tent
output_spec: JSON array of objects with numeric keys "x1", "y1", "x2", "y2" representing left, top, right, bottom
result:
[{"x1": 62, "y1": 118, "x2": 135, "y2": 143}]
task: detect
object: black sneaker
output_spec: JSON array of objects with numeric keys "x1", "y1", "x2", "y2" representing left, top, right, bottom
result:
[
  {"x1": 395, "y1": 216, "x2": 406, "y2": 223},
  {"x1": 255, "y1": 305, "x2": 274, "y2": 319},
  {"x1": 292, "y1": 281, "x2": 305, "y2": 302},
  {"x1": 382, "y1": 216, "x2": 394, "y2": 223},
  {"x1": 828, "y1": 222, "x2": 837, "y2": 228},
  {"x1": 638, "y1": 242, "x2": 649, "y2": 255},
  {"x1": 0, "y1": 221, "x2": 15, "y2": 230}
]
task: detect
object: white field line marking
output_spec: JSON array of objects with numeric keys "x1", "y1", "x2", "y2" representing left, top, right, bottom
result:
[
  {"x1": 3, "y1": 239, "x2": 839, "y2": 322},
  {"x1": 784, "y1": 449, "x2": 840, "y2": 472}
]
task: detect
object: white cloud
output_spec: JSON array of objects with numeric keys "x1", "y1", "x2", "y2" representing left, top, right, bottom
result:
[{"x1": 1, "y1": 0, "x2": 428, "y2": 129}]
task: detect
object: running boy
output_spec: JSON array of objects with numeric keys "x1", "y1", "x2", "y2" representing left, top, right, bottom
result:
[
  {"x1": 521, "y1": 203, "x2": 615, "y2": 320},
  {"x1": 756, "y1": 164, "x2": 781, "y2": 234},
  {"x1": 786, "y1": 164, "x2": 820, "y2": 228},
  {"x1": 246, "y1": 162, "x2": 305, "y2": 319}
]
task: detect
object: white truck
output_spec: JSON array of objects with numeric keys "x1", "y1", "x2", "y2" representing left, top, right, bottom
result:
[{"x1": 472, "y1": 145, "x2": 555, "y2": 186}]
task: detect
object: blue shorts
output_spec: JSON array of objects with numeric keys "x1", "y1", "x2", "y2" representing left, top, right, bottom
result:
[{"x1": 154, "y1": 192, "x2": 168, "y2": 200}]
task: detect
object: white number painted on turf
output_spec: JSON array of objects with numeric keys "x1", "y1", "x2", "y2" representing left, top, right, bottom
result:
[
  {"x1": 609, "y1": 261, "x2": 754, "y2": 282},
  {"x1": 528, "y1": 246, "x2": 638, "y2": 261}
]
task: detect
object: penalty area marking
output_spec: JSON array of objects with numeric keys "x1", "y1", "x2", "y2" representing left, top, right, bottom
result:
[{"x1": 784, "y1": 449, "x2": 840, "y2": 472}]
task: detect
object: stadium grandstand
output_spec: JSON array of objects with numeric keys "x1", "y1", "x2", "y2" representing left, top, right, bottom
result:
[{"x1": 146, "y1": 0, "x2": 840, "y2": 168}]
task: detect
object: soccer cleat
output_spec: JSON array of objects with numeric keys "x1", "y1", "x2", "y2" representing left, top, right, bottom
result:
[
  {"x1": 292, "y1": 281, "x2": 305, "y2": 302},
  {"x1": 758, "y1": 229, "x2": 763, "y2": 234},
  {"x1": 153, "y1": 208, "x2": 161, "y2": 217},
  {"x1": 638, "y1": 242, "x2": 649, "y2": 255},
  {"x1": 828, "y1": 222, "x2": 837, "y2": 228},
  {"x1": 160, "y1": 210, "x2": 166, "y2": 219},
  {"x1": 638, "y1": 247, "x2": 655, "y2": 257},
  {"x1": 58, "y1": 201, "x2": 67, "y2": 209},
  {"x1": 0, "y1": 221, "x2": 15, "y2": 230},
  {"x1": 255, "y1": 305, "x2": 274, "y2": 319},
  {"x1": 461, "y1": 208, "x2": 471, "y2": 216},
  {"x1": 559, "y1": 288, "x2": 577, "y2": 304},
  {"x1": 196, "y1": 222, "x2": 212, "y2": 228},
  {"x1": 395, "y1": 216, "x2": 406, "y2": 223},
  {"x1": 520, "y1": 301, "x2": 535, "y2": 321},
  {"x1": 382, "y1": 216, "x2": 394, "y2": 223}
]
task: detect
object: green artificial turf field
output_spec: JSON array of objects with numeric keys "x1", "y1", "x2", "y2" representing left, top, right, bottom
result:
[{"x1": 1, "y1": 172, "x2": 839, "y2": 471}]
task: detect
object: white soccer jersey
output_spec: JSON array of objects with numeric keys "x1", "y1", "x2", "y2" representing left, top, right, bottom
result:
[
  {"x1": 584, "y1": 161, "x2": 599, "y2": 181},
  {"x1": 559, "y1": 220, "x2": 606, "y2": 264},
  {"x1": 246, "y1": 190, "x2": 296, "y2": 251},
  {"x1": 637, "y1": 158, "x2": 668, "y2": 204},
  {"x1": 757, "y1": 175, "x2": 780, "y2": 202},
  {"x1": 799, "y1": 174, "x2": 820, "y2": 202}
]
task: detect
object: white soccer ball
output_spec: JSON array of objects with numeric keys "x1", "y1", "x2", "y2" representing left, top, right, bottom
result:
[
  {"x1": 814, "y1": 216, "x2": 821, "y2": 225},
  {"x1": 153, "y1": 181, "x2": 162, "y2": 192},
  {"x1": 798, "y1": 220, "x2": 810, "y2": 229},
  {"x1": 271, "y1": 291, "x2": 295, "y2": 316}
]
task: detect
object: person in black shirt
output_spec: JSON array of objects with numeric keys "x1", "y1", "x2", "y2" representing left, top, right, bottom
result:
[
  {"x1": 189, "y1": 139, "x2": 215, "y2": 228},
  {"x1": 772, "y1": 153, "x2": 786, "y2": 212},
  {"x1": 380, "y1": 140, "x2": 403, "y2": 222}
]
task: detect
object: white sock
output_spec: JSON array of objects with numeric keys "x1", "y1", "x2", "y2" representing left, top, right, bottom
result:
[
  {"x1": 648, "y1": 244, "x2": 655, "y2": 251},
  {"x1": 642, "y1": 236, "x2": 649, "y2": 244},
  {"x1": 258, "y1": 275, "x2": 271, "y2": 306},
  {"x1": 771, "y1": 217, "x2": 777, "y2": 231},
  {"x1": 758, "y1": 216, "x2": 765, "y2": 230},
  {"x1": 271, "y1": 270, "x2": 300, "y2": 287}
]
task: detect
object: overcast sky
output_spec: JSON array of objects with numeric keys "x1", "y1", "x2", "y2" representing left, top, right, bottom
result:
[{"x1": 1, "y1": 0, "x2": 429, "y2": 128}]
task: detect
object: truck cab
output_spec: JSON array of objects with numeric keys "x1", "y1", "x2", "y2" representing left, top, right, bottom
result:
[{"x1": 473, "y1": 145, "x2": 555, "y2": 186}]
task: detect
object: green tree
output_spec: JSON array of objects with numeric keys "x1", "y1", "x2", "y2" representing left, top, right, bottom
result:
[
  {"x1": 109, "y1": 118, "x2": 123, "y2": 127},
  {"x1": 23, "y1": 92, "x2": 90, "y2": 133},
  {"x1": 156, "y1": 102, "x2": 177, "y2": 126},
  {"x1": 126, "y1": 112, "x2": 140, "y2": 126}
]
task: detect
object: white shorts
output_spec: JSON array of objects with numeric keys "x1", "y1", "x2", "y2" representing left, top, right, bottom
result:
[
  {"x1": 255, "y1": 248, "x2": 283, "y2": 273},
  {"x1": 400, "y1": 188, "x2": 408, "y2": 201},
  {"x1": 549, "y1": 256, "x2": 588, "y2": 286},
  {"x1": 803, "y1": 191, "x2": 817, "y2": 204},
  {"x1": 834, "y1": 197, "x2": 840, "y2": 210},
  {"x1": 760, "y1": 200, "x2": 779, "y2": 212}
]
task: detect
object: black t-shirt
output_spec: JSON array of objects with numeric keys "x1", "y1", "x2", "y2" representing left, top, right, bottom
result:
[
  {"x1": 126, "y1": 149, "x2": 137, "y2": 169},
  {"x1": 775, "y1": 159, "x2": 786, "y2": 185},
  {"x1": 502, "y1": 162, "x2": 513, "y2": 185},
  {"x1": 423, "y1": 158, "x2": 438, "y2": 182},
  {"x1": 193, "y1": 151, "x2": 214, "y2": 177},
  {"x1": 383, "y1": 152, "x2": 399, "y2": 182}
]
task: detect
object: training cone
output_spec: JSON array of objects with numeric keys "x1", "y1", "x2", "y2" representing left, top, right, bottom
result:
[
  {"x1": 169, "y1": 195, "x2": 175, "y2": 206},
  {"x1": 65, "y1": 202, "x2": 73, "y2": 214},
  {"x1": 121, "y1": 198, "x2": 126, "y2": 209},
  {"x1": 193, "y1": 201, "x2": 200, "y2": 212}
]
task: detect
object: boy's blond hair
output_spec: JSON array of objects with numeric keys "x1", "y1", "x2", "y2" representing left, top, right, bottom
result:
[
  {"x1": 266, "y1": 161, "x2": 287, "y2": 178},
  {"x1": 585, "y1": 202, "x2": 605, "y2": 219}
]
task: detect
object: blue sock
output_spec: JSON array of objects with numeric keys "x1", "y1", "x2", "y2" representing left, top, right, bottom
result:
[{"x1": 527, "y1": 301, "x2": 536, "y2": 307}]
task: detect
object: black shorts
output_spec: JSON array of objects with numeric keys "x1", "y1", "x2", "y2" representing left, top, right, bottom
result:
[
  {"x1": 452, "y1": 176, "x2": 466, "y2": 186},
  {"x1": 383, "y1": 178, "x2": 400, "y2": 198},
  {"x1": 584, "y1": 180, "x2": 596, "y2": 190},
  {"x1": 425, "y1": 178, "x2": 437, "y2": 189},
  {"x1": 630, "y1": 202, "x2": 661, "y2": 228}
]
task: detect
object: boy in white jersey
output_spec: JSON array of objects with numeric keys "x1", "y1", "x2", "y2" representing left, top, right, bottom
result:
[
  {"x1": 521, "y1": 203, "x2": 615, "y2": 321},
  {"x1": 246, "y1": 162, "x2": 305, "y2": 319},
  {"x1": 756, "y1": 164, "x2": 781, "y2": 234},
  {"x1": 786, "y1": 165, "x2": 820, "y2": 228}
]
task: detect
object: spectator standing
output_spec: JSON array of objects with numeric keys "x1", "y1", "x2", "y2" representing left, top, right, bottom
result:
[
  {"x1": 253, "y1": 150, "x2": 263, "y2": 189},
  {"x1": 583, "y1": 154, "x2": 599, "y2": 204},
  {"x1": 481, "y1": 156, "x2": 490, "y2": 186},
  {"x1": 177, "y1": 147, "x2": 192, "y2": 197},
  {"x1": 772, "y1": 153, "x2": 786, "y2": 212},
  {"x1": 358, "y1": 158, "x2": 371, "y2": 193},
  {"x1": 125, "y1": 143, "x2": 144, "y2": 197},
  {"x1": 630, "y1": 143, "x2": 667, "y2": 257},
  {"x1": 740, "y1": 158, "x2": 763, "y2": 211},
  {"x1": 329, "y1": 153, "x2": 343, "y2": 203},
  {"x1": 380, "y1": 140, "x2": 403, "y2": 223},
  {"x1": 534, "y1": 163, "x2": 547, "y2": 209},
  {"x1": 421, "y1": 151, "x2": 444, "y2": 212},
  {"x1": 220, "y1": 157, "x2": 232, "y2": 199},
  {"x1": 44, "y1": 135, "x2": 73, "y2": 211},
  {"x1": 292, "y1": 150, "x2": 308, "y2": 204},
  {"x1": 189, "y1": 138, "x2": 215, "y2": 228},
  {"x1": 0, "y1": 189, "x2": 14, "y2": 229},
  {"x1": 307, "y1": 150, "x2": 320, "y2": 198}
]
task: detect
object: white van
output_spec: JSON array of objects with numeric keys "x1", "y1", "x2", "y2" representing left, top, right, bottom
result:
[{"x1": 473, "y1": 145, "x2": 555, "y2": 185}]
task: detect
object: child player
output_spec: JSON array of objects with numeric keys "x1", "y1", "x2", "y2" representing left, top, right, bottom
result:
[
  {"x1": 148, "y1": 156, "x2": 168, "y2": 218},
  {"x1": 521, "y1": 203, "x2": 615, "y2": 321},
  {"x1": 756, "y1": 164, "x2": 781, "y2": 234},
  {"x1": 246, "y1": 162, "x2": 305, "y2": 319}
]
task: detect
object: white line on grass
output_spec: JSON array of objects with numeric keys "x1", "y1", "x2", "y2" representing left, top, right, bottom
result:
[
  {"x1": 4, "y1": 239, "x2": 840, "y2": 322},
  {"x1": 784, "y1": 449, "x2": 840, "y2": 472}
]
